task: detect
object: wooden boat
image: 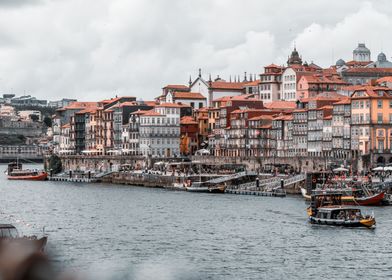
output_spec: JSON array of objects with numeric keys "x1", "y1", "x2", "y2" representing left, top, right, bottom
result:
[
  {"x1": 307, "y1": 191, "x2": 376, "y2": 228},
  {"x1": 6, "y1": 162, "x2": 48, "y2": 181},
  {"x1": 308, "y1": 206, "x2": 376, "y2": 228},
  {"x1": 300, "y1": 187, "x2": 385, "y2": 206}
]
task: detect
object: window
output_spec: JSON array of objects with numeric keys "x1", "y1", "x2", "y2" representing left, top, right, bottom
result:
[
  {"x1": 377, "y1": 100, "x2": 383, "y2": 109},
  {"x1": 190, "y1": 102, "x2": 195, "y2": 108},
  {"x1": 199, "y1": 102, "x2": 203, "y2": 108},
  {"x1": 378, "y1": 113, "x2": 383, "y2": 124}
]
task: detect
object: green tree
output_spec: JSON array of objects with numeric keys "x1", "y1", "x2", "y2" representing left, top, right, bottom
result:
[
  {"x1": 29, "y1": 114, "x2": 39, "y2": 122},
  {"x1": 43, "y1": 116, "x2": 52, "y2": 127},
  {"x1": 48, "y1": 154, "x2": 62, "y2": 174}
]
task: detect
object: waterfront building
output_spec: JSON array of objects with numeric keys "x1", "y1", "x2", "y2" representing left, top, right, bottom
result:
[
  {"x1": 248, "y1": 114, "x2": 274, "y2": 158},
  {"x1": 180, "y1": 116, "x2": 199, "y2": 155},
  {"x1": 292, "y1": 109, "x2": 308, "y2": 157},
  {"x1": 350, "y1": 86, "x2": 392, "y2": 167},
  {"x1": 137, "y1": 103, "x2": 182, "y2": 157},
  {"x1": 297, "y1": 73, "x2": 349, "y2": 100},
  {"x1": 59, "y1": 123, "x2": 71, "y2": 154},
  {"x1": 259, "y1": 64, "x2": 283, "y2": 102},
  {"x1": 212, "y1": 95, "x2": 264, "y2": 156},
  {"x1": 243, "y1": 77, "x2": 260, "y2": 95},
  {"x1": 307, "y1": 105, "x2": 333, "y2": 157},
  {"x1": 271, "y1": 114, "x2": 294, "y2": 158},
  {"x1": 332, "y1": 98, "x2": 352, "y2": 159},
  {"x1": 194, "y1": 107, "x2": 209, "y2": 148}
]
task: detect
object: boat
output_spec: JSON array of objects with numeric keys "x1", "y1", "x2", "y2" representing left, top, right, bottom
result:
[
  {"x1": 6, "y1": 162, "x2": 48, "y2": 181},
  {"x1": 300, "y1": 187, "x2": 385, "y2": 206},
  {"x1": 307, "y1": 191, "x2": 376, "y2": 228},
  {"x1": 185, "y1": 181, "x2": 226, "y2": 193},
  {"x1": 0, "y1": 224, "x2": 48, "y2": 252}
]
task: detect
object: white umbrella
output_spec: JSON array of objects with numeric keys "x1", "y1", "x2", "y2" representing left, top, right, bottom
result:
[
  {"x1": 384, "y1": 166, "x2": 392, "y2": 171},
  {"x1": 333, "y1": 167, "x2": 349, "y2": 172},
  {"x1": 372, "y1": 166, "x2": 384, "y2": 171}
]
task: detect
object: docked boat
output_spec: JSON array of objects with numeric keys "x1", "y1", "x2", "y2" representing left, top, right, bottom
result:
[
  {"x1": 6, "y1": 162, "x2": 48, "y2": 181},
  {"x1": 0, "y1": 224, "x2": 48, "y2": 252},
  {"x1": 307, "y1": 191, "x2": 376, "y2": 228},
  {"x1": 185, "y1": 181, "x2": 226, "y2": 193},
  {"x1": 300, "y1": 187, "x2": 385, "y2": 206}
]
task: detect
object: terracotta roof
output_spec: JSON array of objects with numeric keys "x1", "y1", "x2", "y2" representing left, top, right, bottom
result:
[
  {"x1": 76, "y1": 108, "x2": 98, "y2": 114},
  {"x1": 213, "y1": 94, "x2": 259, "y2": 102},
  {"x1": 61, "y1": 123, "x2": 71, "y2": 129},
  {"x1": 333, "y1": 98, "x2": 351, "y2": 105},
  {"x1": 210, "y1": 81, "x2": 246, "y2": 90},
  {"x1": 244, "y1": 80, "x2": 261, "y2": 87},
  {"x1": 100, "y1": 96, "x2": 135, "y2": 104},
  {"x1": 323, "y1": 115, "x2": 333, "y2": 120},
  {"x1": 63, "y1": 102, "x2": 99, "y2": 110},
  {"x1": 180, "y1": 116, "x2": 198, "y2": 125},
  {"x1": 345, "y1": 60, "x2": 372, "y2": 66},
  {"x1": 140, "y1": 110, "x2": 162, "y2": 116},
  {"x1": 344, "y1": 67, "x2": 392, "y2": 73},
  {"x1": 162, "y1": 84, "x2": 189, "y2": 90},
  {"x1": 264, "y1": 101, "x2": 296, "y2": 110},
  {"x1": 264, "y1": 64, "x2": 283, "y2": 68},
  {"x1": 172, "y1": 91, "x2": 206, "y2": 100},
  {"x1": 340, "y1": 85, "x2": 367, "y2": 91},
  {"x1": 350, "y1": 86, "x2": 392, "y2": 98},
  {"x1": 273, "y1": 115, "x2": 293, "y2": 121},
  {"x1": 248, "y1": 114, "x2": 274, "y2": 121},
  {"x1": 377, "y1": 76, "x2": 392, "y2": 83},
  {"x1": 301, "y1": 74, "x2": 347, "y2": 84},
  {"x1": 156, "y1": 102, "x2": 191, "y2": 108}
]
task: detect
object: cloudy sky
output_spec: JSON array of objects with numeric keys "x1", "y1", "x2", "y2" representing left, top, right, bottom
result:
[{"x1": 0, "y1": 0, "x2": 391, "y2": 101}]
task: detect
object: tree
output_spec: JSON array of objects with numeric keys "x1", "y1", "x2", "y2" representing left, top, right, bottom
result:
[
  {"x1": 48, "y1": 154, "x2": 62, "y2": 174},
  {"x1": 43, "y1": 116, "x2": 52, "y2": 127},
  {"x1": 29, "y1": 114, "x2": 39, "y2": 122}
]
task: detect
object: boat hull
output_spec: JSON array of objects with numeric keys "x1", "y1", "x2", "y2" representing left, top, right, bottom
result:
[
  {"x1": 301, "y1": 188, "x2": 385, "y2": 206},
  {"x1": 309, "y1": 216, "x2": 375, "y2": 228},
  {"x1": 8, "y1": 172, "x2": 48, "y2": 181}
]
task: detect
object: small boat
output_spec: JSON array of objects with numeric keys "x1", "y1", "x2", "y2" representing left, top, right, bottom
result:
[
  {"x1": 185, "y1": 182, "x2": 226, "y2": 193},
  {"x1": 308, "y1": 206, "x2": 376, "y2": 228},
  {"x1": 0, "y1": 224, "x2": 48, "y2": 252},
  {"x1": 300, "y1": 187, "x2": 385, "y2": 206},
  {"x1": 307, "y1": 191, "x2": 376, "y2": 228},
  {"x1": 6, "y1": 162, "x2": 48, "y2": 181}
]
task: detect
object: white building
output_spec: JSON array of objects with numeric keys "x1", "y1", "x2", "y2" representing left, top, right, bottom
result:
[
  {"x1": 137, "y1": 103, "x2": 181, "y2": 157},
  {"x1": 259, "y1": 64, "x2": 283, "y2": 102},
  {"x1": 59, "y1": 123, "x2": 71, "y2": 154},
  {"x1": 18, "y1": 110, "x2": 42, "y2": 121},
  {"x1": 189, "y1": 70, "x2": 246, "y2": 106}
]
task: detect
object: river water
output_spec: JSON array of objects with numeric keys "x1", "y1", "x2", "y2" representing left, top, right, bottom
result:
[{"x1": 1, "y1": 164, "x2": 392, "y2": 280}]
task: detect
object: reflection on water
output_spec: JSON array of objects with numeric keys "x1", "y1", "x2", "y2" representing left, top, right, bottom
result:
[{"x1": 1, "y1": 164, "x2": 392, "y2": 279}]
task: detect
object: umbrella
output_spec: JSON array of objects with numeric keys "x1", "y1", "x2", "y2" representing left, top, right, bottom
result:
[
  {"x1": 333, "y1": 167, "x2": 349, "y2": 172},
  {"x1": 384, "y1": 166, "x2": 392, "y2": 171},
  {"x1": 372, "y1": 166, "x2": 384, "y2": 171}
]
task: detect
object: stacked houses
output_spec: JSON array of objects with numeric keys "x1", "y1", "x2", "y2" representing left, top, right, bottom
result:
[{"x1": 51, "y1": 44, "x2": 392, "y2": 169}]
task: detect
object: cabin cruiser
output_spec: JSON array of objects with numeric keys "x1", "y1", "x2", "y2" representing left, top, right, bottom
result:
[{"x1": 0, "y1": 224, "x2": 47, "y2": 251}]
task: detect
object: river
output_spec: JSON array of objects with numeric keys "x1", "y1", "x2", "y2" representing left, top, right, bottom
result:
[{"x1": 1, "y1": 164, "x2": 391, "y2": 280}]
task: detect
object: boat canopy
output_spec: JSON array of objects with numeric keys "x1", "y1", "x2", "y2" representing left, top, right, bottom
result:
[{"x1": 0, "y1": 224, "x2": 19, "y2": 238}]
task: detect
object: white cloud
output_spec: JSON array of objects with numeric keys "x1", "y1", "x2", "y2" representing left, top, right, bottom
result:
[{"x1": 0, "y1": 0, "x2": 391, "y2": 101}]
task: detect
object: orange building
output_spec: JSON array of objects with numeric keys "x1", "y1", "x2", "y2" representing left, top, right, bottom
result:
[{"x1": 350, "y1": 86, "x2": 392, "y2": 166}]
